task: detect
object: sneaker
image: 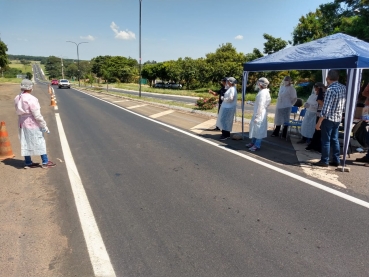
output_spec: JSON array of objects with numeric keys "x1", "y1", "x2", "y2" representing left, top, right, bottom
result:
[
  {"x1": 248, "y1": 145, "x2": 259, "y2": 152},
  {"x1": 313, "y1": 161, "x2": 328, "y2": 167},
  {"x1": 271, "y1": 133, "x2": 278, "y2": 137},
  {"x1": 24, "y1": 163, "x2": 40, "y2": 169},
  {"x1": 211, "y1": 127, "x2": 220, "y2": 131},
  {"x1": 329, "y1": 161, "x2": 340, "y2": 167},
  {"x1": 305, "y1": 146, "x2": 313, "y2": 151},
  {"x1": 41, "y1": 161, "x2": 56, "y2": 168},
  {"x1": 356, "y1": 156, "x2": 369, "y2": 163},
  {"x1": 219, "y1": 136, "x2": 230, "y2": 141},
  {"x1": 245, "y1": 143, "x2": 254, "y2": 148}
]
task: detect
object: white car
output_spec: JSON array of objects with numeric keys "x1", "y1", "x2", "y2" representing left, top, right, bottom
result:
[{"x1": 58, "y1": 79, "x2": 71, "y2": 89}]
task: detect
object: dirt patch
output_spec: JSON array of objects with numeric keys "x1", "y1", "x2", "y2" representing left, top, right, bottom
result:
[{"x1": 0, "y1": 84, "x2": 69, "y2": 276}]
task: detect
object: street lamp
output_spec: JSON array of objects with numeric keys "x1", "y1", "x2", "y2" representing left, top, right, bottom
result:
[
  {"x1": 139, "y1": 0, "x2": 142, "y2": 97},
  {"x1": 66, "y1": 41, "x2": 88, "y2": 87}
]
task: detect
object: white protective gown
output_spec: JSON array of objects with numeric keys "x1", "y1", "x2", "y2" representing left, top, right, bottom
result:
[
  {"x1": 216, "y1": 86, "x2": 237, "y2": 131},
  {"x1": 249, "y1": 88, "x2": 271, "y2": 139},
  {"x1": 14, "y1": 92, "x2": 47, "y2": 156},
  {"x1": 300, "y1": 93, "x2": 318, "y2": 138},
  {"x1": 274, "y1": 85, "x2": 297, "y2": 126}
]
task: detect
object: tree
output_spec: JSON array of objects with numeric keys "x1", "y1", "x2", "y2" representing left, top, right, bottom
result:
[
  {"x1": 45, "y1": 56, "x2": 62, "y2": 79},
  {"x1": 263, "y1": 34, "x2": 288, "y2": 54},
  {"x1": 292, "y1": 3, "x2": 341, "y2": 45},
  {"x1": 0, "y1": 40, "x2": 9, "y2": 71},
  {"x1": 141, "y1": 64, "x2": 158, "y2": 86}
]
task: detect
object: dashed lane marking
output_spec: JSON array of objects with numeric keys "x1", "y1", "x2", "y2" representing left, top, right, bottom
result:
[
  {"x1": 149, "y1": 110, "x2": 175, "y2": 119},
  {"x1": 126, "y1": 104, "x2": 147, "y2": 109},
  {"x1": 190, "y1": 119, "x2": 217, "y2": 134}
]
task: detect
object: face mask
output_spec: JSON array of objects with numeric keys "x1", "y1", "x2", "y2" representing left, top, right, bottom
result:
[
  {"x1": 284, "y1": 81, "x2": 290, "y2": 86},
  {"x1": 254, "y1": 84, "x2": 260, "y2": 91},
  {"x1": 225, "y1": 84, "x2": 230, "y2": 89}
]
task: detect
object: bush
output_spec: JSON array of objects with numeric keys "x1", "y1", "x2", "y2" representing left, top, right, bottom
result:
[{"x1": 196, "y1": 97, "x2": 218, "y2": 110}]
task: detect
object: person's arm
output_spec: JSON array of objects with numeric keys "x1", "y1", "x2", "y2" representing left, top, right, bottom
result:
[
  {"x1": 208, "y1": 89, "x2": 218, "y2": 96},
  {"x1": 290, "y1": 87, "x2": 297, "y2": 105},
  {"x1": 254, "y1": 92, "x2": 266, "y2": 123}
]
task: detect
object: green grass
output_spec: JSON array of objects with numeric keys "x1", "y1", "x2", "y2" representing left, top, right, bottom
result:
[
  {"x1": 0, "y1": 77, "x2": 22, "y2": 84},
  {"x1": 9, "y1": 60, "x2": 33, "y2": 73}
]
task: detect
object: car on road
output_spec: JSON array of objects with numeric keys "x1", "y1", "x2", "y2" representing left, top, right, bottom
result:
[
  {"x1": 51, "y1": 79, "x2": 59, "y2": 85},
  {"x1": 153, "y1": 82, "x2": 164, "y2": 88},
  {"x1": 58, "y1": 79, "x2": 71, "y2": 89},
  {"x1": 169, "y1": 83, "x2": 182, "y2": 89}
]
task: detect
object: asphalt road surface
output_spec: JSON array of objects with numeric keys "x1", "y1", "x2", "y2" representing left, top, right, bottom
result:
[{"x1": 43, "y1": 82, "x2": 369, "y2": 277}]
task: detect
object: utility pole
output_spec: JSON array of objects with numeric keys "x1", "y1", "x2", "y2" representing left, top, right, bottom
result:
[
  {"x1": 60, "y1": 56, "x2": 64, "y2": 79},
  {"x1": 139, "y1": 0, "x2": 142, "y2": 97}
]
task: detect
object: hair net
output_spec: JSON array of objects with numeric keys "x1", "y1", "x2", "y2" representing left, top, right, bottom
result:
[
  {"x1": 227, "y1": 77, "x2": 237, "y2": 84},
  {"x1": 20, "y1": 79, "x2": 33, "y2": 91},
  {"x1": 258, "y1": 77, "x2": 269, "y2": 88}
]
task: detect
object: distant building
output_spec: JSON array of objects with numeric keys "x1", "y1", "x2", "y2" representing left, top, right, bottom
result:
[{"x1": 16, "y1": 74, "x2": 27, "y2": 79}]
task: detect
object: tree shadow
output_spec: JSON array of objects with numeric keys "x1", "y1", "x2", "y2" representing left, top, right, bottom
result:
[{"x1": 1, "y1": 158, "x2": 25, "y2": 169}]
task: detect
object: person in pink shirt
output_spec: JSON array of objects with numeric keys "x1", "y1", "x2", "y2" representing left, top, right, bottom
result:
[{"x1": 14, "y1": 79, "x2": 56, "y2": 169}]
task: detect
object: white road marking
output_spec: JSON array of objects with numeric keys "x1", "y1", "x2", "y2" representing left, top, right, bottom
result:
[
  {"x1": 55, "y1": 113, "x2": 116, "y2": 277},
  {"x1": 149, "y1": 110, "x2": 175, "y2": 118},
  {"x1": 74, "y1": 89, "x2": 369, "y2": 210},
  {"x1": 113, "y1": 100, "x2": 129, "y2": 103},
  {"x1": 190, "y1": 119, "x2": 217, "y2": 134},
  {"x1": 126, "y1": 104, "x2": 147, "y2": 109}
]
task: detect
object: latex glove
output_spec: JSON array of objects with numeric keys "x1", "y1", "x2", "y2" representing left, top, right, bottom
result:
[{"x1": 41, "y1": 126, "x2": 50, "y2": 133}]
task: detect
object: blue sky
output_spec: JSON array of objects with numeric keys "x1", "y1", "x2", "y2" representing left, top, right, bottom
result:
[{"x1": 1, "y1": 0, "x2": 332, "y2": 62}]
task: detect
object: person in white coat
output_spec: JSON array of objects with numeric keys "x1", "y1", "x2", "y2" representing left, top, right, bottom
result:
[
  {"x1": 216, "y1": 77, "x2": 238, "y2": 140},
  {"x1": 271, "y1": 76, "x2": 297, "y2": 138},
  {"x1": 14, "y1": 79, "x2": 56, "y2": 169},
  {"x1": 298, "y1": 85, "x2": 320, "y2": 143},
  {"x1": 246, "y1": 77, "x2": 271, "y2": 151}
]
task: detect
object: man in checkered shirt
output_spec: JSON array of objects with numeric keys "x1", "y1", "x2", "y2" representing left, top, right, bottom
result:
[{"x1": 314, "y1": 70, "x2": 346, "y2": 167}]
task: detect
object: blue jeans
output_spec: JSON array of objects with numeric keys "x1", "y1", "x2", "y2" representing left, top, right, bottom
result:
[
  {"x1": 320, "y1": 119, "x2": 340, "y2": 164},
  {"x1": 25, "y1": 154, "x2": 48, "y2": 165},
  {"x1": 251, "y1": 138, "x2": 262, "y2": 148}
]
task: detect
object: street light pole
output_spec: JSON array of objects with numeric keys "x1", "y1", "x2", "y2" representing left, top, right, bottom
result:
[
  {"x1": 139, "y1": 0, "x2": 142, "y2": 97},
  {"x1": 66, "y1": 41, "x2": 88, "y2": 87}
]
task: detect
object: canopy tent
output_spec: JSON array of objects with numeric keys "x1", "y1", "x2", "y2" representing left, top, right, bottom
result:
[{"x1": 242, "y1": 33, "x2": 369, "y2": 169}]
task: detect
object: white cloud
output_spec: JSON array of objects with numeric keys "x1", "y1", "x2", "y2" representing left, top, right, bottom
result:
[
  {"x1": 110, "y1": 21, "x2": 136, "y2": 40},
  {"x1": 235, "y1": 35, "x2": 243, "y2": 40},
  {"x1": 80, "y1": 35, "x2": 96, "y2": 41}
]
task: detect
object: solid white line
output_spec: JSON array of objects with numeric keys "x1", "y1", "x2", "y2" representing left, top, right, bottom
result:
[
  {"x1": 74, "y1": 89, "x2": 369, "y2": 210},
  {"x1": 55, "y1": 113, "x2": 116, "y2": 277},
  {"x1": 149, "y1": 109, "x2": 175, "y2": 118},
  {"x1": 126, "y1": 104, "x2": 147, "y2": 109},
  {"x1": 190, "y1": 119, "x2": 217, "y2": 134}
]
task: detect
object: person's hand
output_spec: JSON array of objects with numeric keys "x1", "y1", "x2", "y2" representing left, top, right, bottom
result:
[
  {"x1": 208, "y1": 90, "x2": 213, "y2": 95},
  {"x1": 315, "y1": 122, "x2": 321, "y2": 131},
  {"x1": 42, "y1": 126, "x2": 50, "y2": 133}
]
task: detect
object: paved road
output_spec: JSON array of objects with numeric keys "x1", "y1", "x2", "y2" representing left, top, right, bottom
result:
[{"x1": 46, "y1": 82, "x2": 369, "y2": 277}]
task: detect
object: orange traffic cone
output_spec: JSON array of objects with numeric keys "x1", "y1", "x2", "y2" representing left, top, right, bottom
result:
[
  {"x1": 50, "y1": 95, "x2": 57, "y2": 107},
  {"x1": 0, "y1": 122, "x2": 15, "y2": 160}
]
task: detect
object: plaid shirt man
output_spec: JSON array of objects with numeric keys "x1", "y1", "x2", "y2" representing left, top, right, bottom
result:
[{"x1": 320, "y1": 81, "x2": 346, "y2": 122}]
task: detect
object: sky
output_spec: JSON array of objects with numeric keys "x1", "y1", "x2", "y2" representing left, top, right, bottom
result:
[{"x1": 1, "y1": 0, "x2": 332, "y2": 62}]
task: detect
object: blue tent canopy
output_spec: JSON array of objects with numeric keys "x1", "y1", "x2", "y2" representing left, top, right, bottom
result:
[
  {"x1": 241, "y1": 33, "x2": 369, "y2": 170},
  {"x1": 243, "y1": 33, "x2": 369, "y2": 71}
]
